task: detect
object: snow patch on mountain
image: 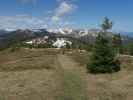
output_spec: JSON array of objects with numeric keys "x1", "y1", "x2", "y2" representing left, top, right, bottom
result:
[
  {"x1": 5, "y1": 28, "x2": 16, "y2": 32},
  {"x1": 25, "y1": 41, "x2": 33, "y2": 44},
  {"x1": 53, "y1": 38, "x2": 72, "y2": 48}
]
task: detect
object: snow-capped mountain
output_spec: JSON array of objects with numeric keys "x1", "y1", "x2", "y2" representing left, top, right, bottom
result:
[
  {"x1": 47, "y1": 28, "x2": 72, "y2": 34},
  {"x1": 120, "y1": 32, "x2": 133, "y2": 38},
  {"x1": 46, "y1": 28, "x2": 100, "y2": 38}
]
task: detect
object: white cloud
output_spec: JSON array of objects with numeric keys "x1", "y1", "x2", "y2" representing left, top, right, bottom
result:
[
  {"x1": 0, "y1": 15, "x2": 47, "y2": 30},
  {"x1": 0, "y1": 15, "x2": 75, "y2": 30},
  {"x1": 0, "y1": 0, "x2": 78, "y2": 30},
  {"x1": 52, "y1": 1, "x2": 76, "y2": 22}
]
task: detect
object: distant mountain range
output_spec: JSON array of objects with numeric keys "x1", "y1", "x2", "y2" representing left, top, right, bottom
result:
[
  {"x1": 0, "y1": 28, "x2": 132, "y2": 38},
  {"x1": 0, "y1": 28, "x2": 132, "y2": 49},
  {"x1": 119, "y1": 32, "x2": 133, "y2": 37}
]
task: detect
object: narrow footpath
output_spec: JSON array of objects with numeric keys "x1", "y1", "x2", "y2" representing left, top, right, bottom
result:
[{"x1": 56, "y1": 54, "x2": 88, "y2": 100}]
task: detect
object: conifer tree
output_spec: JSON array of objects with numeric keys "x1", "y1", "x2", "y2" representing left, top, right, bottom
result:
[{"x1": 87, "y1": 17, "x2": 120, "y2": 73}]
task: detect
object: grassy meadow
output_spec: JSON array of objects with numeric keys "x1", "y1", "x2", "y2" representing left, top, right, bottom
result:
[{"x1": 0, "y1": 48, "x2": 132, "y2": 100}]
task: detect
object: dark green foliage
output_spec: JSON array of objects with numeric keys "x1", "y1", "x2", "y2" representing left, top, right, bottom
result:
[
  {"x1": 10, "y1": 46, "x2": 19, "y2": 52},
  {"x1": 70, "y1": 40, "x2": 93, "y2": 51},
  {"x1": 66, "y1": 42, "x2": 71, "y2": 49},
  {"x1": 112, "y1": 33, "x2": 123, "y2": 54},
  {"x1": 129, "y1": 43, "x2": 133, "y2": 55},
  {"x1": 101, "y1": 17, "x2": 113, "y2": 32},
  {"x1": 121, "y1": 42, "x2": 133, "y2": 55},
  {"x1": 84, "y1": 44, "x2": 93, "y2": 51},
  {"x1": 111, "y1": 59, "x2": 121, "y2": 72},
  {"x1": 87, "y1": 33, "x2": 120, "y2": 73},
  {"x1": 10, "y1": 43, "x2": 21, "y2": 52},
  {"x1": 87, "y1": 17, "x2": 120, "y2": 73},
  {"x1": 21, "y1": 42, "x2": 53, "y2": 49}
]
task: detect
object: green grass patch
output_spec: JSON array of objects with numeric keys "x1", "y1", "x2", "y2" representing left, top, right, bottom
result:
[{"x1": 57, "y1": 70, "x2": 88, "y2": 100}]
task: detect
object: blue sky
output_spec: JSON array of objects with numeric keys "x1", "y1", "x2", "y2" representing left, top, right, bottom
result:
[{"x1": 0, "y1": 0, "x2": 133, "y2": 31}]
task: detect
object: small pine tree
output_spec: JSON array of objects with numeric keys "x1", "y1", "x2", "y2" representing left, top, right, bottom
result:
[{"x1": 87, "y1": 17, "x2": 120, "y2": 73}]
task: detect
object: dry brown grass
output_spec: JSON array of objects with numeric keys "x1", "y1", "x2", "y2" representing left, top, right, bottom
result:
[
  {"x1": 0, "y1": 48, "x2": 133, "y2": 100},
  {"x1": 0, "y1": 48, "x2": 59, "y2": 71},
  {"x1": 68, "y1": 51, "x2": 133, "y2": 100},
  {"x1": 66, "y1": 50, "x2": 90, "y2": 66},
  {"x1": 0, "y1": 48, "x2": 63, "y2": 100}
]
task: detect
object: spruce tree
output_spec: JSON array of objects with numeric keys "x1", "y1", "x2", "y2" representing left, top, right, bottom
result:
[{"x1": 87, "y1": 17, "x2": 120, "y2": 73}]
